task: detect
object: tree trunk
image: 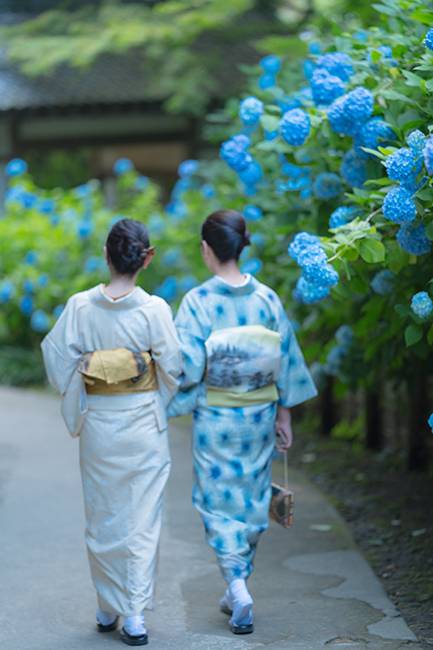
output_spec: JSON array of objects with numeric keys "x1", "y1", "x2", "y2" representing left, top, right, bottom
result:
[
  {"x1": 320, "y1": 376, "x2": 336, "y2": 436},
  {"x1": 365, "y1": 387, "x2": 384, "y2": 451},
  {"x1": 407, "y1": 366, "x2": 430, "y2": 471}
]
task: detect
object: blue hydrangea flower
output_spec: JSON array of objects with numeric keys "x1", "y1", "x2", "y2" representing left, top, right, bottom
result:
[
  {"x1": 243, "y1": 205, "x2": 263, "y2": 221},
  {"x1": 38, "y1": 198, "x2": 56, "y2": 215},
  {"x1": 329, "y1": 205, "x2": 359, "y2": 229},
  {"x1": 77, "y1": 220, "x2": 93, "y2": 239},
  {"x1": 241, "y1": 257, "x2": 263, "y2": 275},
  {"x1": 316, "y1": 52, "x2": 353, "y2": 81},
  {"x1": 37, "y1": 274, "x2": 49, "y2": 288},
  {"x1": 85, "y1": 256, "x2": 104, "y2": 273},
  {"x1": 311, "y1": 68, "x2": 345, "y2": 106},
  {"x1": 264, "y1": 129, "x2": 278, "y2": 141},
  {"x1": 424, "y1": 28, "x2": 433, "y2": 50},
  {"x1": 155, "y1": 276, "x2": 178, "y2": 301},
  {"x1": 162, "y1": 248, "x2": 182, "y2": 266},
  {"x1": 238, "y1": 160, "x2": 263, "y2": 185},
  {"x1": 0, "y1": 281, "x2": 14, "y2": 303},
  {"x1": 371, "y1": 270, "x2": 395, "y2": 295},
  {"x1": 328, "y1": 87, "x2": 374, "y2": 136},
  {"x1": 23, "y1": 279, "x2": 34, "y2": 294},
  {"x1": 355, "y1": 117, "x2": 395, "y2": 157},
  {"x1": 288, "y1": 232, "x2": 321, "y2": 261},
  {"x1": 260, "y1": 55, "x2": 281, "y2": 74},
  {"x1": 6, "y1": 158, "x2": 28, "y2": 176},
  {"x1": 135, "y1": 175, "x2": 149, "y2": 190},
  {"x1": 280, "y1": 109, "x2": 311, "y2": 146},
  {"x1": 411, "y1": 291, "x2": 433, "y2": 319},
  {"x1": 308, "y1": 42, "x2": 321, "y2": 55},
  {"x1": 239, "y1": 97, "x2": 264, "y2": 126},
  {"x1": 303, "y1": 59, "x2": 316, "y2": 81},
  {"x1": 303, "y1": 263, "x2": 339, "y2": 287},
  {"x1": 201, "y1": 183, "x2": 216, "y2": 198},
  {"x1": 24, "y1": 251, "x2": 38, "y2": 266},
  {"x1": 251, "y1": 233, "x2": 265, "y2": 247},
  {"x1": 407, "y1": 130, "x2": 426, "y2": 157},
  {"x1": 341, "y1": 149, "x2": 367, "y2": 188},
  {"x1": 178, "y1": 160, "x2": 199, "y2": 177},
  {"x1": 324, "y1": 345, "x2": 345, "y2": 376},
  {"x1": 258, "y1": 74, "x2": 276, "y2": 90},
  {"x1": 396, "y1": 223, "x2": 432, "y2": 256},
  {"x1": 74, "y1": 183, "x2": 92, "y2": 198},
  {"x1": 53, "y1": 304, "x2": 65, "y2": 319},
  {"x1": 335, "y1": 324, "x2": 354, "y2": 347},
  {"x1": 313, "y1": 172, "x2": 342, "y2": 200},
  {"x1": 179, "y1": 275, "x2": 197, "y2": 292},
  {"x1": 20, "y1": 295, "x2": 34, "y2": 316},
  {"x1": 428, "y1": 413, "x2": 433, "y2": 431},
  {"x1": 385, "y1": 148, "x2": 422, "y2": 183},
  {"x1": 293, "y1": 276, "x2": 330, "y2": 304},
  {"x1": 113, "y1": 158, "x2": 134, "y2": 175},
  {"x1": 30, "y1": 309, "x2": 50, "y2": 333},
  {"x1": 382, "y1": 186, "x2": 416, "y2": 224},
  {"x1": 220, "y1": 135, "x2": 252, "y2": 171},
  {"x1": 296, "y1": 245, "x2": 327, "y2": 269},
  {"x1": 423, "y1": 136, "x2": 433, "y2": 175}
]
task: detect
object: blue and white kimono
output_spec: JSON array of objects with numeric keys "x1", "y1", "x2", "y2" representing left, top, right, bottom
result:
[{"x1": 168, "y1": 274, "x2": 317, "y2": 582}]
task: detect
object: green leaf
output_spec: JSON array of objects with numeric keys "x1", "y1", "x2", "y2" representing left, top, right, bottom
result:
[
  {"x1": 405, "y1": 324, "x2": 423, "y2": 347},
  {"x1": 260, "y1": 115, "x2": 280, "y2": 133},
  {"x1": 427, "y1": 324, "x2": 433, "y2": 346},
  {"x1": 425, "y1": 221, "x2": 433, "y2": 241},
  {"x1": 410, "y1": 8, "x2": 433, "y2": 25},
  {"x1": 358, "y1": 239, "x2": 386, "y2": 263}
]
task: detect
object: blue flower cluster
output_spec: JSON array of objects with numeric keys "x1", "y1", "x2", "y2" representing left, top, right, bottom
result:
[
  {"x1": 382, "y1": 186, "x2": 416, "y2": 224},
  {"x1": 411, "y1": 291, "x2": 433, "y2": 320},
  {"x1": 155, "y1": 276, "x2": 178, "y2": 302},
  {"x1": 396, "y1": 223, "x2": 432, "y2": 256},
  {"x1": 355, "y1": 117, "x2": 395, "y2": 157},
  {"x1": 178, "y1": 159, "x2": 199, "y2": 177},
  {"x1": 407, "y1": 130, "x2": 426, "y2": 157},
  {"x1": 316, "y1": 52, "x2": 354, "y2": 81},
  {"x1": 328, "y1": 87, "x2": 373, "y2": 136},
  {"x1": 259, "y1": 55, "x2": 281, "y2": 89},
  {"x1": 325, "y1": 325, "x2": 354, "y2": 377},
  {"x1": 220, "y1": 134, "x2": 263, "y2": 193},
  {"x1": 241, "y1": 257, "x2": 263, "y2": 275},
  {"x1": 289, "y1": 232, "x2": 338, "y2": 304},
  {"x1": 280, "y1": 109, "x2": 311, "y2": 146},
  {"x1": 239, "y1": 97, "x2": 264, "y2": 127},
  {"x1": 243, "y1": 205, "x2": 263, "y2": 221},
  {"x1": 0, "y1": 280, "x2": 14, "y2": 303},
  {"x1": 329, "y1": 205, "x2": 359, "y2": 229},
  {"x1": 341, "y1": 149, "x2": 367, "y2": 188},
  {"x1": 310, "y1": 68, "x2": 345, "y2": 106},
  {"x1": 385, "y1": 148, "x2": 422, "y2": 185},
  {"x1": 424, "y1": 28, "x2": 433, "y2": 50},
  {"x1": 371, "y1": 270, "x2": 395, "y2": 295},
  {"x1": 6, "y1": 158, "x2": 28, "y2": 177},
  {"x1": 423, "y1": 136, "x2": 433, "y2": 174},
  {"x1": 30, "y1": 310, "x2": 50, "y2": 333},
  {"x1": 313, "y1": 172, "x2": 341, "y2": 200},
  {"x1": 113, "y1": 158, "x2": 134, "y2": 175}
]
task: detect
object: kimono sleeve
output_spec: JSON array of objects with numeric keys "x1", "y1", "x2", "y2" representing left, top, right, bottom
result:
[
  {"x1": 41, "y1": 295, "x2": 82, "y2": 395},
  {"x1": 276, "y1": 297, "x2": 318, "y2": 408},
  {"x1": 167, "y1": 290, "x2": 210, "y2": 417},
  {"x1": 148, "y1": 298, "x2": 182, "y2": 407}
]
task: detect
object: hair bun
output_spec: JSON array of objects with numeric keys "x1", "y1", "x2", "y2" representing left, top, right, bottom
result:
[{"x1": 243, "y1": 231, "x2": 251, "y2": 246}]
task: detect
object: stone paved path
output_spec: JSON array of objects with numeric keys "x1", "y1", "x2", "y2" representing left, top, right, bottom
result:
[{"x1": 0, "y1": 388, "x2": 422, "y2": 649}]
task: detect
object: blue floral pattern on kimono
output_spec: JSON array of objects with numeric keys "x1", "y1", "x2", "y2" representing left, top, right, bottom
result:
[{"x1": 168, "y1": 274, "x2": 317, "y2": 582}]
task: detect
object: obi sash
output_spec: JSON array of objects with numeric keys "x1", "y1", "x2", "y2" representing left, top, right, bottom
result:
[
  {"x1": 205, "y1": 325, "x2": 280, "y2": 407},
  {"x1": 78, "y1": 348, "x2": 158, "y2": 395}
]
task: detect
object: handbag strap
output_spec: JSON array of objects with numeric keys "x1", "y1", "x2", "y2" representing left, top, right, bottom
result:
[{"x1": 283, "y1": 450, "x2": 289, "y2": 490}]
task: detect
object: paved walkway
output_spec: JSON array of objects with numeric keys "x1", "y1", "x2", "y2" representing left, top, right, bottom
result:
[{"x1": 0, "y1": 387, "x2": 422, "y2": 650}]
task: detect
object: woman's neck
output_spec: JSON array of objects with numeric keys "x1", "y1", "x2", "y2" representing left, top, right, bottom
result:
[
  {"x1": 104, "y1": 274, "x2": 137, "y2": 299},
  {"x1": 214, "y1": 262, "x2": 245, "y2": 285}
]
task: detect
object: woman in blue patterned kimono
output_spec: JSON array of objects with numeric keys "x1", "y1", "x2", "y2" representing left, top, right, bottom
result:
[{"x1": 168, "y1": 210, "x2": 317, "y2": 634}]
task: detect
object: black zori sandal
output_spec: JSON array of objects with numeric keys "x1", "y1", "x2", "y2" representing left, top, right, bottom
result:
[
  {"x1": 120, "y1": 627, "x2": 149, "y2": 646},
  {"x1": 97, "y1": 616, "x2": 119, "y2": 633},
  {"x1": 230, "y1": 621, "x2": 254, "y2": 635}
]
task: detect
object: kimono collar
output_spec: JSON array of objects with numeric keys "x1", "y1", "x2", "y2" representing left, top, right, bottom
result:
[
  {"x1": 206, "y1": 274, "x2": 258, "y2": 296},
  {"x1": 88, "y1": 284, "x2": 150, "y2": 310}
]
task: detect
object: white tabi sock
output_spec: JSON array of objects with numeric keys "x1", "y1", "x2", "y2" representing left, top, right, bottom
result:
[
  {"x1": 228, "y1": 579, "x2": 253, "y2": 626},
  {"x1": 123, "y1": 615, "x2": 147, "y2": 637},
  {"x1": 96, "y1": 609, "x2": 117, "y2": 626}
]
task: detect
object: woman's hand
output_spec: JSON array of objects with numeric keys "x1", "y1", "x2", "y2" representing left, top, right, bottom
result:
[{"x1": 275, "y1": 406, "x2": 293, "y2": 452}]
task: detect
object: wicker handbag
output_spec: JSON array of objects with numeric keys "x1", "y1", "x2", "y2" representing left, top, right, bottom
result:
[{"x1": 270, "y1": 451, "x2": 294, "y2": 528}]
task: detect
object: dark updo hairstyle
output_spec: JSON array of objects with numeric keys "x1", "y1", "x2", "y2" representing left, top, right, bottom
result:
[
  {"x1": 106, "y1": 218, "x2": 151, "y2": 275},
  {"x1": 201, "y1": 209, "x2": 250, "y2": 263}
]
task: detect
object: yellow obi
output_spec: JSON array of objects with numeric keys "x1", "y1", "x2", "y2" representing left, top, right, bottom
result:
[{"x1": 78, "y1": 348, "x2": 158, "y2": 395}]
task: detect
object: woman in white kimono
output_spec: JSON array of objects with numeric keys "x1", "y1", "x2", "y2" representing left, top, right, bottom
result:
[
  {"x1": 41, "y1": 218, "x2": 181, "y2": 646},
  {"x1": 169, "y1": 210, "x2": 317, "y2": 635}
]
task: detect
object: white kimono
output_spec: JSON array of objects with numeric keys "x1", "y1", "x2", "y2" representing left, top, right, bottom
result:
[{"x1": 41, "y1": 284, "x2": 181, "y2": 616}]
